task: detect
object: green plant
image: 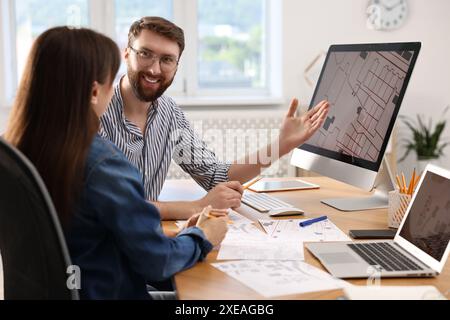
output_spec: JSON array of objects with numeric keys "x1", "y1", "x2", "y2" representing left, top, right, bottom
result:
[{"x1": 399, "y1": 106, "x2": 449, "y2": 162}]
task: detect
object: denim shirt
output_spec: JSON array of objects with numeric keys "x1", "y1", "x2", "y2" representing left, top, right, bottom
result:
[{"x1": 65, "y1": 135, "x2": 213, "y2": 300}]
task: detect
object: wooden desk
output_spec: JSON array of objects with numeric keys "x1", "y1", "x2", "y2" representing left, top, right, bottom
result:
[{"x1": 161, "y1": 177, "x2": 450, "y2": 300}]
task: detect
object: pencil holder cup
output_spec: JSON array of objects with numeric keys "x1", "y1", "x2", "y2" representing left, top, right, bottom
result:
[{"x1": 388, "y1": 190, "x2": 412, "y2": 228}]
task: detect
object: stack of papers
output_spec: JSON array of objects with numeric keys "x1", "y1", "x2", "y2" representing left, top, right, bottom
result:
[
  {"x1": 228, "y1": 209, "x2": 253, "y2": 225},
  {"x1": 212, "y1": 260, "x2": 350, "y2": 297},
  {"x1": 217, "y1": 223, "x2": 304, "y2": 261},
  {"x1": 178, "y1": 211, "x2": 353, "y2": 297},
  {"x1": 259, "y1": 218, "x2": 351, "y2": 242}
]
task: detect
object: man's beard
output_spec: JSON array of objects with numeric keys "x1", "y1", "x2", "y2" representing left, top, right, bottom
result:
[{"x1": 127, "y1": 64, "x2": 175, "y2": 103}]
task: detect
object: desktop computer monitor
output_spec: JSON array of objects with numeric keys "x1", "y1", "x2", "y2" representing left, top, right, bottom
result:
[{"x1": 291, "y1": 42, "x2": 421, "y2": 211}]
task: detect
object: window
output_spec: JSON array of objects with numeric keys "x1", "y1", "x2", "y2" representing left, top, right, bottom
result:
[
  {"x1": 15, "y1": 0, "x2": 89, "y2": 79},
  {"x1": 114, "y1": 0, "x2": 173, "y2": 50},
  {"x1": 113, "y1": 0, "x2": 173, "y2": 80},
  {"x1": 198, "y1": 0, "x2": 266, "y2": 90},
  {"x1": 1, "y1": 0, "x2": 281, "y2": 106}
]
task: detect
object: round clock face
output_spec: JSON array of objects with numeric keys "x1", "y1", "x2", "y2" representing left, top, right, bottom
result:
[{"x1": 367, "y1": 0, "x2": 408, "y2": 31}]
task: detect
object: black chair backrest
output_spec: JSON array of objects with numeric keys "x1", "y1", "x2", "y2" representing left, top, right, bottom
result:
[{"x1": 0, "y1": 137, "x2": 79, "y2": 300}]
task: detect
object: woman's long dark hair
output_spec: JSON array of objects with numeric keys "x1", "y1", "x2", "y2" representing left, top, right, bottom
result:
[{"x1": 5, "y1": 27, "x2": 120, "y2": 225}]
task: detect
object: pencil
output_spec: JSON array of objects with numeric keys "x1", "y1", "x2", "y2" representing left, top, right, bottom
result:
[
  {"x1": 408, "y1": 169, "x2": 416, "y2": 195},
  {"x1": 210, "y1": 209, "x2": 228, "y2": 215},
  {"x1": 243, "y1": 176, "x2": 263, "y2": 190},
  {"x1": 205, "y1": 213, "x2": 234, "y2": 224},
  {"x1": 401, "y1": 173, "x2": 407, "y2": 194}
]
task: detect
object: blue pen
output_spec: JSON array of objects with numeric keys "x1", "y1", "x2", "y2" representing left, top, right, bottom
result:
[{"x1": 299, "y1": 216, "x2": 328, "y2": 227}]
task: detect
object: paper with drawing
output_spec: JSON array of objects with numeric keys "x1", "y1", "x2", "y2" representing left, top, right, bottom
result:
[
  {"x1": 259, "y1": 218, "x2": 351, "y2": 242},
  {"x1": 212, "y1": 260, "x2": 349, "y2": 297},
  {"x1": 217, "y1": 223, "x2": 304, "y2": 261}
]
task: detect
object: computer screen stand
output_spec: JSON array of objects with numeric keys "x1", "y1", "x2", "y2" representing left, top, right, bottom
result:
[{"x1": 321, "y1": 157, "x2": 396, "y2": 212}]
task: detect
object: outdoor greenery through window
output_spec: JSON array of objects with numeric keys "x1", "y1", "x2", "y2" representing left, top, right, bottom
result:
[
  {"x1": 114, "y1": 0, "x2": 173, "y2": 50},
  {"x1": 15, "y1": 0, "x2": 89, "y2": 80},
  {"x1": 8, "y1": 0, "x2": 274, "y2": 101},
  {"x1": 198, "y1": 0, "x2": 266, "y2": 90},
  {"x1": 114, "y1": 0, "x2": 173, "y2": 78}
]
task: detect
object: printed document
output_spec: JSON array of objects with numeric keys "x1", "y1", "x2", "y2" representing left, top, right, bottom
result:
[
  {"x1": 212, "y1": 260, "x2": 349, "y2": 297},
  {"x1": 259, "y1": 218, "x2": 351, "y2": 242}
]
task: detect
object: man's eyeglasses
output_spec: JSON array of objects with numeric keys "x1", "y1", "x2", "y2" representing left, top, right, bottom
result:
[{"x1": 129, "y1": 47, "x2": 179, "y2": 73}]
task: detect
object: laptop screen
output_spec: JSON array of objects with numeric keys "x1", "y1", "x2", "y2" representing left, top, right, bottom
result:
[{"x1": 399, "y1": 171, "x2": 450, "y2": 261}]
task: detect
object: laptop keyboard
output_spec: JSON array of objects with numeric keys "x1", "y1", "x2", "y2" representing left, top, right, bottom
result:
[
  {"x1": 347, "y1": 242, "x2": 425, "y2": 272},
  {"x1": 242, "y1": 193, "x2": 293, "y2": 213}
]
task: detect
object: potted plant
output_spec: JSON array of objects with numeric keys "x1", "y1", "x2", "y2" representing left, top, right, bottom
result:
[{"x1": 399, "y1": 106, "x2": 449, "y2": 172}]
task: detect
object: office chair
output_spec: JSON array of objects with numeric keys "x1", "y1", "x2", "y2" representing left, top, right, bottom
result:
[{"x1": 0, "y1": 138, "x2": 79, "y2": 300}]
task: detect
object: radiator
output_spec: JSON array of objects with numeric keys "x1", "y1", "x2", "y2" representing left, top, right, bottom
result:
[{"x1": 166, "y1": 116, "x2": 296, "y2": 180}]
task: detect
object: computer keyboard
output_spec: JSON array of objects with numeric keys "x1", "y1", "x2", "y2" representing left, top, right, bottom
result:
[
  {"x1": 347, "y1": 242, "x2": 425, "y2": 272},
  {"x1": 242, "y1": 192, "x2": 293, "y2": 213}
]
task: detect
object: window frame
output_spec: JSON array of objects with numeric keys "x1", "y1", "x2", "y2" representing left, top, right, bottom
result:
[
  {"x1": 180, "y1": 0, "x2": 282, "y2": 102},
  {"x1": 0, "y1": 0, "x2": 282, "y2": 108},
  {"x1": 0, "y1": 0, "x2": 17, "y2": 108}
]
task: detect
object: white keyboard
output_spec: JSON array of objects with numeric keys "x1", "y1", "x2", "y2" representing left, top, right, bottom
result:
[{"x1": 242, "y1": 192, "x2": 293, "y2": 213}]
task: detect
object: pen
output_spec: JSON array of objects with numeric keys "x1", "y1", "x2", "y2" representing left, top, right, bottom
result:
[
  {"x1": 243, "y1": 176, "x2": 263, "y2": 191},
  {"x1": 299, "y1": 216, "x2": 328, "y2": 227}
]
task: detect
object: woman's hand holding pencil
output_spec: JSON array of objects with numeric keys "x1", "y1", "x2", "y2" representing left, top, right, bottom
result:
[
  {"x1": 185, "y1": 206, "x2": 231, "y2": 229},
  {"x1": 189, "y1": 206, "x2": 229, "y2": 247}
]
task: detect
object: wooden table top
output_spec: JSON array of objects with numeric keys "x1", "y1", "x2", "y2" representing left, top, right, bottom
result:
[{"x1": 161, "y1": 177, "x2": 450, "y2": 300}]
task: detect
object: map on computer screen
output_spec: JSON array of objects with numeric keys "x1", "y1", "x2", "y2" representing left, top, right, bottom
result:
[{"x1": 307, "y1": 50, "x2": 415, "y2": 163}]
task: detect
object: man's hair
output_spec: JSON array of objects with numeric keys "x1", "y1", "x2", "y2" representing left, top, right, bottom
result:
[{"x1": 128, "y1": 16, "x2": 185, "y2": 57}]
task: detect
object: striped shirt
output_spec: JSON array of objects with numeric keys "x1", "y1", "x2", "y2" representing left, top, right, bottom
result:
[{"x1": 99, "y1": 84, "x2": 231, "y2": 201}]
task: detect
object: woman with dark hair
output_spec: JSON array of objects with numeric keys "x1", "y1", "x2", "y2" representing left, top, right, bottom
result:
[{"x1": 5, "y1": 26, "x2": 228, "y2": 300}]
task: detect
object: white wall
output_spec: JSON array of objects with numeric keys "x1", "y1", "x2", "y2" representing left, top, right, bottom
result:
[
  {"x1": 1, "y1": 0, "x2": 449, "y2": 172},
  {"x1": 184, "y1": 0, "x2": 450, "y2": 173},
  {"x1": 281, "y1": 0, "x2": 450, "y2": 173}
]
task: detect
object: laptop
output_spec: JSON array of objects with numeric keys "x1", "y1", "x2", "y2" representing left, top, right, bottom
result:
[{"x1": 306, "y1": 164, "x2": 450, "y2": 278}]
